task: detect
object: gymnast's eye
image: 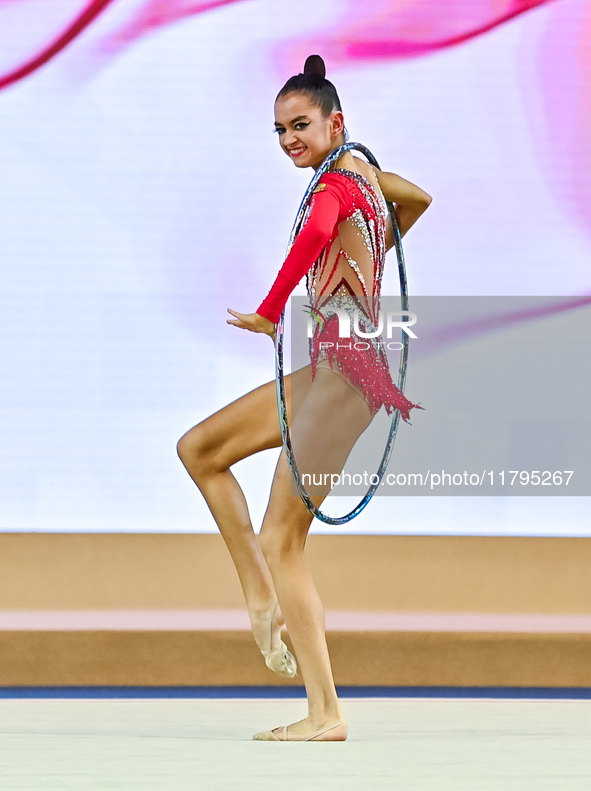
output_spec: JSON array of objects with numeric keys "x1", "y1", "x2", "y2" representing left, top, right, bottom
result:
[
  {"x1": 274, "y1": 127, "x2": 286, "y2": 135},
  {"x1": 294, "y1": 122, "x2": 310, "y2": 130}
]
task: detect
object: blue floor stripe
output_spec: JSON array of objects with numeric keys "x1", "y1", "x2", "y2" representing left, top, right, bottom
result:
[{"x1": 0, "y1": 686, "x2": 590, "y2": 699}]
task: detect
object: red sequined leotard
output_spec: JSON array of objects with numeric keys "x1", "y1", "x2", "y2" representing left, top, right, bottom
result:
[{"x1": 257, "y1": 167, "x2": 421, "y2": 422}]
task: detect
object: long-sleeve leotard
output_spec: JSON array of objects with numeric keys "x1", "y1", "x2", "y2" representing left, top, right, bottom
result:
[{"x1": 256, "y1": 168, "x2": 422, "y2": 420}]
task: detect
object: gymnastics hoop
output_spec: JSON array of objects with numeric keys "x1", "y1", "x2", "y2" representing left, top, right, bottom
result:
[{"x1": 274, "y1": 142, "x2": 410, "y2": 525}]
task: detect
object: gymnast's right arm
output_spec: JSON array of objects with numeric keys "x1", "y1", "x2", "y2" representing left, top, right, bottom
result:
[
  {"x1": 226, "y1": 180, "x2": 346, "y2": 336},
  {"x1": 255, "y1": 186, "x2": 342, "y2": 324}
]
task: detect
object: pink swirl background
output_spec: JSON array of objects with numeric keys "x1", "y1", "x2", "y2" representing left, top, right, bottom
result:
[{"x1": 0, "y1": 0, "x2": 589, "y2": 534}]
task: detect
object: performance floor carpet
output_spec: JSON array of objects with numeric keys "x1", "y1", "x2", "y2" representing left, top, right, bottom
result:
[{"x1": 0, "y1": 692, "x2": 589, "y2": 790}]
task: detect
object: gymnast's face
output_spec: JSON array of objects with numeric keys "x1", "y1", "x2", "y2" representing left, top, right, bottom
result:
[{"x1": 274, "y1": 93, "x2": 345, "y2": 170}]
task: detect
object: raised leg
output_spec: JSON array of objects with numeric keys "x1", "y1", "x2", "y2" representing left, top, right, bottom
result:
[{"x1": 176, "y1": 367, "x2": 313, "y2": 653}]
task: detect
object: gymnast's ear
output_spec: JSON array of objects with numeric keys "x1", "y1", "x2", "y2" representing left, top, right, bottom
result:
[{"x1": 330, "y1": 110, "x2": 345, "y2": 139}]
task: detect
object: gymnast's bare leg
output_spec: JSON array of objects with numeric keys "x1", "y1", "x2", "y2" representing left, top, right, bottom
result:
[
  {"x1": 176, "y1": 369, "x2": 308, "y2": 655},
  {"x1": 177, "y1": 364, "x2": 372, "y2": 740},
  {"x1": 257, "y1": 366, "x2": 372, "y2": 740}
]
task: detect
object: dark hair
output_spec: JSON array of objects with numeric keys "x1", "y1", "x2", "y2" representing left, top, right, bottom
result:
[{"x1": 276, "y1": 55, "x2": 342, "y2": 117}]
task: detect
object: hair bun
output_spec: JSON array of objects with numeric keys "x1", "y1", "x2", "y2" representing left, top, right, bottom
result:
[{"x1": 303, "y1": 54, "x2": 326, "y2": 78}]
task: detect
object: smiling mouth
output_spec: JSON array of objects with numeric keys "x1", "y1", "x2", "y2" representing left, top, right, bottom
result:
[{"x1": 289, "y1": 146, "x2": 306, "y2": 157}]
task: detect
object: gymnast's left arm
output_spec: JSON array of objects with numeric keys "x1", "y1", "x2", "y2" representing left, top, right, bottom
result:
[{"x1": 370, "y1": 166, "x2": 432, "y2": 237}]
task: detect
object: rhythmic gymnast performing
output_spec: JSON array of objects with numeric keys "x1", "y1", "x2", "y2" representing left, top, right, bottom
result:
[{"x1": 177, "y1": 55, "x2": 431, "y2": 741}]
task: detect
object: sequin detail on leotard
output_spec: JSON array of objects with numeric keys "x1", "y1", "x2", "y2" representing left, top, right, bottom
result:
[{"x1": 306, "y1": 169, "x2": 421, "y2": 422}]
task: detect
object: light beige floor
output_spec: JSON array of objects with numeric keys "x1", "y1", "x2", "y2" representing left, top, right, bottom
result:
[{"x1": 0, "y1": 697, "x2": 589, "y2": 790}]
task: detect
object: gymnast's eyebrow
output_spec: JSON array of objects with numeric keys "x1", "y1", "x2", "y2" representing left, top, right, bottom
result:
[{"x1": 274, "y1": 115, "x2": 310, "y2": 127}]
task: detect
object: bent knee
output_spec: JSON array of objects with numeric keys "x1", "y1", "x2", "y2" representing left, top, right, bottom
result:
[
  {"x1": 177, "y1": 423, "x2": 223, "y2": 479},
  {"x1": 177, "y1": 429, "x2": 196, "y2": 463}
]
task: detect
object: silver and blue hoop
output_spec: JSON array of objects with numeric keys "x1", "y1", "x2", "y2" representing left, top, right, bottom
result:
[{"x1": 274, "y1": 142, "x2": 410, "y2": 525}]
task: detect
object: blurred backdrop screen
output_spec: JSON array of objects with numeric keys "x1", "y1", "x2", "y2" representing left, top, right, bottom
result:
[{"x1": 0, "y1": 0, "x2": 589, "y2": 535}]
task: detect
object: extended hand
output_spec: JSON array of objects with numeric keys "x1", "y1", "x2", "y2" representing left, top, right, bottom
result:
[{"x1": 227, "y1": 309, "x2": 276, "y2": 341}]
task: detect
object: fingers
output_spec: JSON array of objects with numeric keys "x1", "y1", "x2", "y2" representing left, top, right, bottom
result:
[
  {"x1": 226, "y1": 308, "x2": 275, "y2": 337},
  {"x1": 227, "y1": 308, "x2": 247, "y2": 330}
]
